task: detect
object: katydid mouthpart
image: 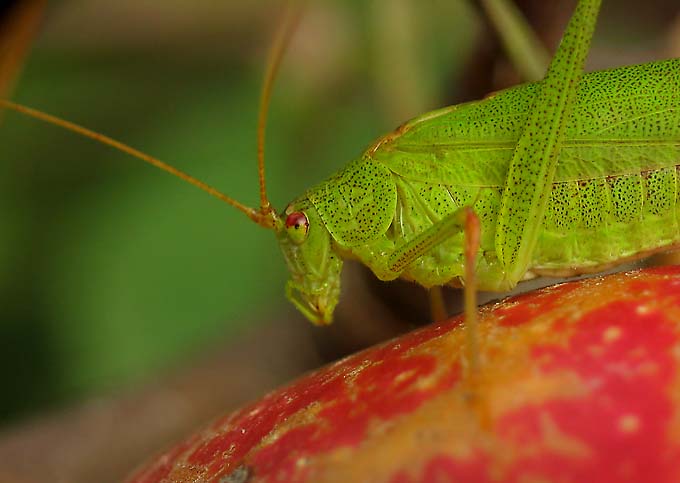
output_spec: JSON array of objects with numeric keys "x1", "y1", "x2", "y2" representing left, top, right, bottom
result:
[{"x1": 1, "y1": 0, "x2": 678, "y2": 346}]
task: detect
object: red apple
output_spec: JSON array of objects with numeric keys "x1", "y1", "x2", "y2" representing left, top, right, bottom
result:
[{"x1": 126, "y1": 266, "x2": 680, "y2": 483}]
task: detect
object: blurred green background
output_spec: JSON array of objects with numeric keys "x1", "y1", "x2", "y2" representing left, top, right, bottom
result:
[
  {"x1": 1, "y1": 0, "x2": 677, "y2": 430},
  {"x1": 0, "y1": 0, "x2": 478, "y2": 424}
]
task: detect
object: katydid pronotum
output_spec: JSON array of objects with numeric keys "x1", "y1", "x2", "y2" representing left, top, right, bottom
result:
[{"x1": 1, "y1": 0, "x2": 679, "y2": 375}]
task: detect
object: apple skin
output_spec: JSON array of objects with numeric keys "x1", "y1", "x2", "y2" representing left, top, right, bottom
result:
[{"x1": 126, "y1": 266, "x2": 680, "y2": 483}]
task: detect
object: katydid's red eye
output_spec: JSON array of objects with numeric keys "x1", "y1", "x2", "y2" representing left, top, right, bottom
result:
[
  {"x1": 286, "y1": 212, "x2": 308, "y2": 229},
  {"x1": 285, "y1": 212, "x2": 309, "y2": 244}
]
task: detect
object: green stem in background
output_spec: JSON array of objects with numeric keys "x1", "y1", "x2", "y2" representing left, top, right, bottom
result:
[{"x1": 478, "y1": 0, "x2": 550, "y2": 81}]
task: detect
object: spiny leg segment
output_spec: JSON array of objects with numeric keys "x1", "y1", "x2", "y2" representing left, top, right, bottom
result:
[
  {"x1": 387, "y1": 206, "x2": 481, "y2": 372},
  {"x1": 495, "y1": 0, "x2": 602, "y2": 285}
]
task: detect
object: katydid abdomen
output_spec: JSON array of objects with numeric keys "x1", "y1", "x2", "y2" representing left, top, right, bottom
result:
[{"x1": 320, "y1": 58, "x2": 680, "y2": 292}]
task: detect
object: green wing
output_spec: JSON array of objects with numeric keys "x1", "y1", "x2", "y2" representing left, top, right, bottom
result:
[{"x1": 373, "y1": 59, "x2": 680, "y2": 188}]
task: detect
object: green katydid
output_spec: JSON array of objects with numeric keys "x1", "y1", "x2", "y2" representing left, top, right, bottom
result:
[{"x1": 1, "y1": 0, "x2": 678, "y2": 342}]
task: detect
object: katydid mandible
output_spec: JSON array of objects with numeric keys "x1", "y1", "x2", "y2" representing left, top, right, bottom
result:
[{"x1": 1, "y1": 0, "x2": 678, "y2": 329}]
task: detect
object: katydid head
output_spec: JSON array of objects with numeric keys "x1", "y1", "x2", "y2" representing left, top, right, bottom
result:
[{"x1": 273, "y1": 199, "x2": 343, "y2": 325}]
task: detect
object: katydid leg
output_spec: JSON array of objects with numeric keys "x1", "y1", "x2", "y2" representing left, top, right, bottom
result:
[
  {"x1": 463, "y1": 208, "x2": 481, "y2": 377},
  {"x1": 495, "y1": 0, "x2": 602, "y2": 287},
  {"x1": 387, "y1": 206, "x2": 482, "y2": 372},
  {"x1": 428, "y1": 286, "x2": 447, "y2": 322},
  {"x1": 388, "y1": 207, "x2": 472, "y2": 273}
]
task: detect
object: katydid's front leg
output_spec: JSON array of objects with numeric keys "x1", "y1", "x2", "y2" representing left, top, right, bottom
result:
[
  {"x1": 495, "y1": 0, "x2": 601, "y2": 287},
  {"x1": 387, "y1": 207, "x2": 482, "y2": 371},
  {"x1": 388, "y1": 207, "x2": 475, "y2": 274}
]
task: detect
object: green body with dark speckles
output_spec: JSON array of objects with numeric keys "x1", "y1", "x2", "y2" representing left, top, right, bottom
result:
[
  {"x1": 300, "y1": 59, "x2": 680, "y2": 292},
  {"x1": 277, "y1": 0, "x2": 679, "y2": 325}
]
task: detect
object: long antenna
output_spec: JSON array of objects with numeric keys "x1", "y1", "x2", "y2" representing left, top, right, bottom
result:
[
  {"x1": 0, "y1": 4, "x2": 305, "y2": 229},
  {"x1": 0, "y1": 99, "x2": 263, "y2": 222},
  {"x1": 256, "y1": 0, "x2": 305, "y2": 215}
]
